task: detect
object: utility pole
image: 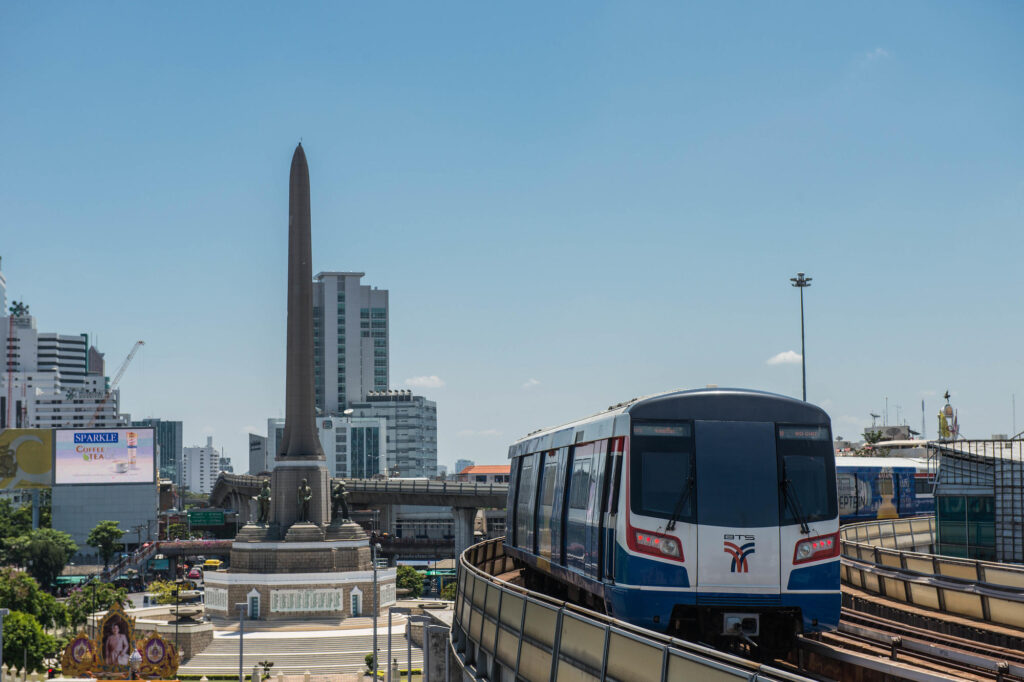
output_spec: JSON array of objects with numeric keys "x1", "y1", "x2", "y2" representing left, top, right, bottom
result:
[{"x1": 790, "y1": 272, "x2": 812, "y2": 401}]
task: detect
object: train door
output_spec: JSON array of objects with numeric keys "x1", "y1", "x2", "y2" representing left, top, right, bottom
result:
[{"x1": 694, "y1": 421, "x2": 781, "y2": 597}]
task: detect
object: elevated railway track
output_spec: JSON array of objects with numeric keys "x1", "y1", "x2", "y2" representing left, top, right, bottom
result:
[{"x1": 451, "y1": 525, "x2": 1024, "y2": 681}]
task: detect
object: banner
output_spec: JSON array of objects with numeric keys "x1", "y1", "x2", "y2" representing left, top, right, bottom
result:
[{"x1": 0, "y1": 428, "x2": 53, "y2": 490}]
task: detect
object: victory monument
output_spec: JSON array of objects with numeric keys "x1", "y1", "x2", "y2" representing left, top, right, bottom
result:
[{"x1": 204, "y1": 144, "x2": 396, "y2": 621}]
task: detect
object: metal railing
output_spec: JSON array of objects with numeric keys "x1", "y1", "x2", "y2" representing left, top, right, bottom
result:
[
  {"x1": 344, "y1": 478, "x2": 508, "y2": 498},
  {"x1": 453, "y1": 537, "x2": 813, "y2": 682},
  {"x1": 841, "y1": 517, "x2": 1024, "y2": 630}
]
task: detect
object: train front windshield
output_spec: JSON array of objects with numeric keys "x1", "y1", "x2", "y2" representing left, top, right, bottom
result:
[{"x1": 777, "y1": 425, "x2": 837, "y2": 524}]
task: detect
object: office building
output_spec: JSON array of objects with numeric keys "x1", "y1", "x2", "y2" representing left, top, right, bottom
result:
[
  {"x1": 267, "y1": 415, "x2": 388, "y2": 478},
  {"x1": 183, "y1": 436, "x2": 221, "y2": 494},
  {"x1": 131, "y1": 418, "x2": 183, "y2": 484},
  {"x1": 312, "y1": 272, "x2": 389, "y2": 413},
  {"x1": 248, "y1": 433, "x2": 268, "y2": 475},
  {"x1": 349, "y1": 390, "x2": 437, "y2": 478}
]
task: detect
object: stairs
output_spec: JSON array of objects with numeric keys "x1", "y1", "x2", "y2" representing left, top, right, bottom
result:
[{"x1": 179, "y1": 620, "x2": 424, "y2": 675}]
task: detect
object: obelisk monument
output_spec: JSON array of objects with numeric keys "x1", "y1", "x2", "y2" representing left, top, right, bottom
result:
[
  {"x1": 270, "y1": 143, "x2": 329, "y2": 536},
  {"x1": 209, "y1": 144, "x2": 388, "y2": 621}
]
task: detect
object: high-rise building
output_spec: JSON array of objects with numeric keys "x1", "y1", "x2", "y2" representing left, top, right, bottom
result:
[
  {"x1": 248, "y1": 433, "x2": 268, "y2": 475},
  {"x1": 183, "y1": 436, "x2": 221, "y2": 494},
  {"x1": 2, "y1": 307, "x2": 122, "y2": 429},
  {"x1": 454, "y1": 459, "x2": 475, "y2": 477},
  {"x1": 267, "y1": 415, "x2": 387, "y2": 478},
  {"x1": 131, "y1": 418, "x2": 183, "y2": 484},
  {"x1": 349, "y1": 390, "x2": 437, "y2": 478},
  {"x1": 312, "y1": 272, "x2": 389, "y2": 413}
]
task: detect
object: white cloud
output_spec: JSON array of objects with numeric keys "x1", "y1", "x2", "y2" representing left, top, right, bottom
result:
[
  {"x1": 457, "y1": 429, "x2": 502, "y2": 437},
  {"x1": 864, "y1": 47, "x2": 890, "y2": 62},
  {"x1": 766, "y1": 350, "x2": 802, "y2": 365},
  {"x1": 522, "y1": 378, "x2": 540, "y2": 389},
  {"x1": 405, "y1": 375, "x2": 445, "y2": 388},
  {"x1": 864, "y1": 46, "x2": 888, "y2": 61}
]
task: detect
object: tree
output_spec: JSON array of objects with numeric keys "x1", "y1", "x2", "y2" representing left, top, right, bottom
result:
[
  {"x1": 166, "y1": 523, "x2": 188, "y2": 540},
  {"x1": 440, "y1": 582, "x2": 456, "y2": 601},
  {"x1": 0, "y1": 499, "x2": 32, "y2": 563},
  {"x1": 64, "y1": 581, "x2": 128, "y2": 629},
  {"x1": 1, "y1": 611, "x2": 57, "y2": 672},
  {"x1": 4, "y1": 528, "x2": 78, "y2": 590},
  {"x1": 87, "y1": 520, "x2": 124, "y2": 568},
  {"x1": 144, "y1": 579, "x2": 184, "y2": 605},
  {"x1": 396, "y1": 565, "x2": 424, "y2": 599},
  {"x1": 0, "y1": 567, "x2": 66, "y2": 629}
]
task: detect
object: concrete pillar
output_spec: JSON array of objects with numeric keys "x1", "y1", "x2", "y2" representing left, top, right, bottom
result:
[{"x1": 453, "y1": 507, "x2": 476, "y2": 560}]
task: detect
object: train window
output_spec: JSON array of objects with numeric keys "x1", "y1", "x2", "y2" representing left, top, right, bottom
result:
[
  {"x1": 537, "y1": 452, "x2": 559, "y2": 558},
  {"x1": 777, "y1": 424, "x2": 837, "y2": 524},
  {"x1": 914, "y1": 476, "x2": 934, "y2": 495},
  {"x1": 629, "y1": 421, "x2": 694, "y2": 521},
  {"x1": 515, "y1": 454, "x2": 538, "y2": 550},
  {"x1": 568, "y1": 456, "x2": 592, "y2": 510}
]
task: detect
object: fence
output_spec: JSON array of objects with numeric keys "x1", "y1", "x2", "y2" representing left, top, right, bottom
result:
[
  {"x1": 452, "y1": 538, "x2": 812, "y2": 682},
  {"x1": 841, "y1": 517, "x2": 1024, "y2": 629}
]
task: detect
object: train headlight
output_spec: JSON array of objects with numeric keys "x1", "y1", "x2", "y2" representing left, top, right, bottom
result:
[
  {"x1": 634, "y1": 530, "x2": 682, "y2": 558},
  {"x1": 793, "y1": 532, "x2": 839, "y2": 564}
]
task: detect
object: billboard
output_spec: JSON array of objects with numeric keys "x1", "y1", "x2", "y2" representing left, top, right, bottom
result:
[
  {"x1": 55, "y1": 428, "x2": 155, "y2": 485},
  {"x1": 0, "y1": 429, "x2": 54, "y2": 490}
]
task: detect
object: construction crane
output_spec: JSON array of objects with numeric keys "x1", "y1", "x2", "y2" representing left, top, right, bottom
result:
[{"x1": 86, "y1": 340, "x2": 145, "y2": 428}]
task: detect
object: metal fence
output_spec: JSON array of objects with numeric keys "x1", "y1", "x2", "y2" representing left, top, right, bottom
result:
[
  {"x1": 840, "y1": 517, "x2": 1024, "y2": 629},
  {"x1": 452, "y1": 538, "x2": 812, "y2": 682}
]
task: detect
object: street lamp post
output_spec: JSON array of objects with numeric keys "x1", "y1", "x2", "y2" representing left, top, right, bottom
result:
[
  {"x1": 371, "y1": 542, "x2": 382, "y2": 679},
  {"x1": 408, "y1": 615, "x2": 431, "y2": 682},
  {"x1": 235, "y1": 603, "x2": 248, "y2": 682},
  {"x1": 790, "y1": 272, "x2": 812, "y2": 401}
]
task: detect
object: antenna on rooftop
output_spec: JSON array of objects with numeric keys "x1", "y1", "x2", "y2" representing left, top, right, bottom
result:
[{"x1": 870, "y1": 413, "x2": 880, "y2": 428}]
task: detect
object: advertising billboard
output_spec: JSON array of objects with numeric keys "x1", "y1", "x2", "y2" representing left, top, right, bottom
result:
[
  {"x1": 0, "y1": 429, "x2": 54, "y2": 490},
  {"x1": 55, "y1": 428, "x2": 155, "y2": 485}
]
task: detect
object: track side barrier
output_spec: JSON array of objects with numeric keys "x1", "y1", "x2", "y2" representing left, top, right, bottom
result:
[
  {"x1": 453, "y1": 537, "x2": 813, "y2": 682},
  {"x1": 840, "y1": 517, "x2": 1024, "y2": 629}
]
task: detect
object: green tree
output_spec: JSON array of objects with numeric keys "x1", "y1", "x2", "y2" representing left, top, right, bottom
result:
[
  {"x1": 396, "y1": 565, "x2": 424, "y2": 599},
  {"x1": 0, "y1": 567, "x2": 66, "y2": 628},
  {"x1": 1, "y1": 611, "x2": 57, "y2": 672},
  {"x1": 144, "y1": 579, "x2": 184, "y2": 605},
  {"x1": 0, "y1": 499, "x2": 33, "y2": 563},
  {"x1": 440, "y1": 582, "x2": 456, "y2": 601},
  {"x1": 64, "y1": 581, "x2": 128, "y2": 629},
  {"x1": 166, "y1": 523, "x2": 188, "y2": 540},
  {"x1": 87, "y1": 520, "x2": 124, "y2": 568},
  {"x1": 4, "y1": 528, "x2": 78, "y2": 590}
]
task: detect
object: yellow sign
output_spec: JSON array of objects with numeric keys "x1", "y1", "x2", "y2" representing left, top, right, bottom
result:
[{"x1": 0, "y1": 428, "x2": 53, "y2": 490}]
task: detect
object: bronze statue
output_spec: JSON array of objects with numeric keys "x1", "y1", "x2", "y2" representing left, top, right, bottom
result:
[
  {"x1": 256, "y1": 480, "x2": 271, "y2": 524},
  {"x1": 331, "y1": 480, "x2": 350, "y2": 522},
  {"x1": 297, "y1": 478, "x2": 313, "y2": 522}
]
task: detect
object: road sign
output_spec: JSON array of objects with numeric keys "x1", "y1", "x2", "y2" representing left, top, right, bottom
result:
[{"x1": 187, "y1": 509, "x2": 225, "y2": 526}]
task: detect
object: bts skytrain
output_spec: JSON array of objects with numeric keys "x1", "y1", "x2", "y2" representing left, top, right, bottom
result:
[{"x1": 503, "y1": 388, "x2": 840, "y2": 653}]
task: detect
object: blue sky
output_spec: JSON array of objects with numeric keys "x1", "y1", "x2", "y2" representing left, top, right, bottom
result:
[{"x1": 2, "y1": 3, "x2": 1022, "y2": 471}]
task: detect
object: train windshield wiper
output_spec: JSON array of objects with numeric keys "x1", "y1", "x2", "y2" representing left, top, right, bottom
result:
[
  {"x1": 665, "y1": 474, "x2": 694, "y2": 531},
  {"x1": 780, "y1": 474, "x2": 811, "y2": 535}
]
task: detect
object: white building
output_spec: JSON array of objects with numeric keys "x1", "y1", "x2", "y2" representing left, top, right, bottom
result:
[
  {"x1": 267, "y1": 415, "x2": 388, "y2": 479},
  {"x1": 1, "y1": 309, "x2": 122, "y2": 429},
  {"x1": 349, "y1": 390, "x2": 437, "y2": 478},
  {"x1": 312, "y1": 272, "x2": 389, "y2": 413},
  {"x1": 183, "y1": 436, "x2": 221, "y2": 494},
  {"x1": 248, "y1": 433, "x2": 268, "y2": 475}
]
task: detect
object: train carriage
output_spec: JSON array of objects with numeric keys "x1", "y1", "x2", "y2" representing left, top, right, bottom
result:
[{"x1": 504, "y1": 388, "x2": 840, "y2": 653}]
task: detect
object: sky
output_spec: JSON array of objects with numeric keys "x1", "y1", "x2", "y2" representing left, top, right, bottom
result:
[{"x1": 2, "y1": 3, "x2": 1022, "y2": 472}]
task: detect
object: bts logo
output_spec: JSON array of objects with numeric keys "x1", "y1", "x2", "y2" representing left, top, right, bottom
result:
[{"x1": 723, "y1": 540, "x2": 755, "y2": 573}]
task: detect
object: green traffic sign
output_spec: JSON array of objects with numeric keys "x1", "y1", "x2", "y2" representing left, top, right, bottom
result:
[{"x1": 187, "y1": 509, "x2": 225, "y2": 526}]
